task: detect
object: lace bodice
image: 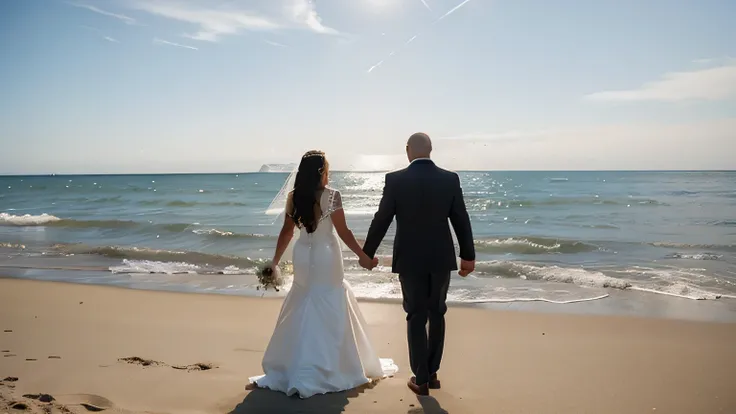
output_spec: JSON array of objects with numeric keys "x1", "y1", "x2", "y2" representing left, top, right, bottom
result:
[{"x1": 286, "y1": 187, "x2": 343, "y2": 240}]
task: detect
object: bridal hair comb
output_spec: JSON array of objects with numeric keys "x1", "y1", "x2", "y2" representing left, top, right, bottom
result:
[{"x1": 302, "y1": 150, "x2": 325, "y2": 159}]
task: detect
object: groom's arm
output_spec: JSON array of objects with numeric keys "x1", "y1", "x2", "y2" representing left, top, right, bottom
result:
[
  {"x1": 448, "y1": 173, "x2": 475, "y2": 261},
  {"x1": 363, "y1": 173, "x2": 396, "y2": 258}
]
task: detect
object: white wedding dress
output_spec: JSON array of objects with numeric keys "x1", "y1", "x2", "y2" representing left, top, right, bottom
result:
[{"x1": 249, "y1": 188, "x2": 398, "y2": 398}]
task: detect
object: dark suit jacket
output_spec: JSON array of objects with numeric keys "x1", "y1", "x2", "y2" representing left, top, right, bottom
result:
[{"x1": 363, "y1": 159, "x2": 475, "y2": 274}]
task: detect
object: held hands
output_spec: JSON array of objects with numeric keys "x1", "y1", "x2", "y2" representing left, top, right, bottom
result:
[
  {"x1": 458, "y1": 259, "x2": 475, "y2": 277},
  {"x1": 359, "y1": 254, "x2": 379, "y2": 270}
]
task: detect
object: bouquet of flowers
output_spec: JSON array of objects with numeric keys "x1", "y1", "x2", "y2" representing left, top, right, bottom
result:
[{"x1": 256, "y1": 261, "x2": 284, "y2": 292}]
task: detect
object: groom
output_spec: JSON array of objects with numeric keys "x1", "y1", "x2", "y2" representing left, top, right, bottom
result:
[{"x1": 362, "y1": 132, "x2": 475, "y2": 396}]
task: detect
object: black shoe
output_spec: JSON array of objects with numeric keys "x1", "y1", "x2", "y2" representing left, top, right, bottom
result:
[
  {"x1": 429, "y1": 373, "x2": 441, "y2": 389},
  {"x1": 408, "y1": 377, "x2": 430, "y2": 396}
]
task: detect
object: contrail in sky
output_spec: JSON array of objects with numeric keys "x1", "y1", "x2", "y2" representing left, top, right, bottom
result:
[
  {"x1": 366, "y1": 35, "x2": 420, "y2": 73},
  {"x1": 437, "y1": 0, "x2": 472, "y2": 21},
  {"x1": 366, "y1": 0, "x2": 473, "y2": 73},
  {"x1": 419, "y1": 0, "x2": 432, "y2": 12}
]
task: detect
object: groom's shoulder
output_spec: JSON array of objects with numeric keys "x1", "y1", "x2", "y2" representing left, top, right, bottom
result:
[
  {"x1": 435, "y1": 165, "x2": 460, "y2": 179},
  {"x1": 385, "y1": 167, "x2": 408, "y2": 178}
]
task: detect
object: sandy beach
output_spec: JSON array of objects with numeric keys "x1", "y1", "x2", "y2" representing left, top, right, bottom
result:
[{"x1": 1, "y1": 278, "x2": 735, "y2": 414}]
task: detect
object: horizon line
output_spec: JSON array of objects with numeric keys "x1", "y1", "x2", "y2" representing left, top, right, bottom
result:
[{"x1": 1, "y1": 169, "x2": 735, "y2": 177}]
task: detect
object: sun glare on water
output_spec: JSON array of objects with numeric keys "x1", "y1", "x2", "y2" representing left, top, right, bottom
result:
[{"x1": 351, "y1": 155, "x2": 398, "y2": 172}]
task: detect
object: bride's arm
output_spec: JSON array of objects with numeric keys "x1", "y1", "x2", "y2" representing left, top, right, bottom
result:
[
  {"x1": 332, "y1": 208, "x2": 373, "y2": 264},
  {"x1": 272, "y1": 214, "x2": 295, "y2": 265},
  {"x1": 272, "y1": 196, "x2": 296, "y2": 265}
]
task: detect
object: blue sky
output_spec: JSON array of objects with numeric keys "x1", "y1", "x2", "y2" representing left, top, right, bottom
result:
[{"x1": 1, "y1": 0, "x2": 735, "y2": 173}]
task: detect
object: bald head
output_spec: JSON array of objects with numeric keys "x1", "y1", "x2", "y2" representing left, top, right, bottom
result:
[{"x1": 406, "y1": 132, "x2": 432, "y2": 161}]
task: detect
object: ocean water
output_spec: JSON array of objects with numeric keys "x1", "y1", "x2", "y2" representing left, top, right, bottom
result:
[{"x1": 1, "y1": 171, "x2": 735, "y2": 313}]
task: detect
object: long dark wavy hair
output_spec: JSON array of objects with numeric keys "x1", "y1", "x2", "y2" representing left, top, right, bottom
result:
[{"x1": 291, "y1": 150, "x2": 328, "y2": 233}]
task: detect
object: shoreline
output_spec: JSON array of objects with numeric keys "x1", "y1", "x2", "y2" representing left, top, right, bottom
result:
[
  {"x1": 3, "y1": 268, "x2": 736, "y2": 323},
  {"x1": 1, "y1": 278, "x2": 735, "y2": 413}
]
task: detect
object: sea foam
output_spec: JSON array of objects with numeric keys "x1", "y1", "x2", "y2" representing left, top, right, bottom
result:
[{"x1": 0, "y1": 213, "x2": 61, "y2": 226}]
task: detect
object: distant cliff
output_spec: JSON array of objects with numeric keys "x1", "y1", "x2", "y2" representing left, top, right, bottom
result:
[{"x1": 258, "y1": 163, "x2": 297, "y2": 173}]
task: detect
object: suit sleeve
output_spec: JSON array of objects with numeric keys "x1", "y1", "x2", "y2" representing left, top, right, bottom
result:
[
  {"x1": 449, "y1": 173, "x2": 475, "y2": 261},
  {"x1": 363, "y1": 173, "x2": 396, "y2": 258}
]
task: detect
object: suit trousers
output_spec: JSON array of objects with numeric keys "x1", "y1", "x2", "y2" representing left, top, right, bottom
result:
[{"x1": 398, "y1": 271, "x2": 451, "y2": 385}]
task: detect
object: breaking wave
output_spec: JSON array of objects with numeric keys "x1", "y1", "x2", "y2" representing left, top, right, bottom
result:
[
  {"x1": 0, "y1": 213, "x2": 62, "y2": 226},
  {"x1": 0, "y1": 213, "x2": 271, "y2": 240},
  {"x1": 473, "y1": 261, "x2": 736, "y2": 301},
  {"x1": 52, "y1": 243, "x2": 263, "y2": 269},
  {"x1": 667, "y1": 253, "x2": 723, "y2": 261},
  {"x1": 474, "y1": 261, "x2": 631, "y2": 289},
  {"x1": 649, "y1": 242, "x2": 736, "y2": 252},
  {"x1": 473, "y1": 237, "x2": 598, "y2": 254},
  {"x1": 109, "y1": 259, "x2": 251, "y2": 275}
]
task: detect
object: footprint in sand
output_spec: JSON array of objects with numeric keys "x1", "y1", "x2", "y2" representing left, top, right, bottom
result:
[
  {"x1": 233, "y1": 347, "x2": 263, "y2": 353},
  {"x1": 17, "y1": 393, "x2": 114, "y2": 412},
  {"x1": 9, "y1": 401, "x2": 28, "y2": 410},
  {"x1": 171, "y1": 363, "x2": 214, "y2": 371},
  {"x1": 56, "y1": 394, "x2": 115, "y2": 412},
  {"x1": 118, "y1": 356, "x2": 215, "y2": 371},
  {"x1": 117, "y1": 356, "x2": 162, "y2": 367}
]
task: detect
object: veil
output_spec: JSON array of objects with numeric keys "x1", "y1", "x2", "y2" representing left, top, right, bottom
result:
[
  {"x1": 265, "y1": 165, "x2": 298, "y2": 219},
  {"x1": 265, "y1": 166, "x2": 299, "y2": 264}
]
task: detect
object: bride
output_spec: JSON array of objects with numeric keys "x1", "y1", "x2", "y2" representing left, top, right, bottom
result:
[{"x1": 248, "y1": 150, "x2": 398, "y2": 398}]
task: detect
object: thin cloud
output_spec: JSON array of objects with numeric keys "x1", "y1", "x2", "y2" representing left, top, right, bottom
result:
[
  {"x1": 692, "y1": 56, "x2": 735, "y2": 65},
  {"x1": 693, "y1": 58, "x2": 714, "y2": 64},
  {"x1": 153, "y1": 38, "x2": 198, "y2": 50},
  {"x1": 124, "y1": 0, "x2": 340, "y2": 42},
  {"x1": 419, "y1": 0, "x2": 433, "y2": 12},
  {"x1": 78, "y1": 25, "x2": 121, "y2": 44},
  {"x1": 585, "y1": 63, "x2": 736, "y2": 102},
  {"x1": 263, "y1": 40, "x2": 288, "y2": 48},
  {"x1": 430, "y1": 119, "x2": 736, "y2": 171},
  {"x1": 437, "y1": 0, "x2": 472, "y2": 22},
  {"x1": 289, "y1": 0, "x2": 340, "y2": 35},
  {"x1": 129, "y1": 1, "x2": 279, "y2": 42},
  {"x1": 70, "y1": 3, "x2": 138, "y2": 25},
  {"x1": 437, "y1": 130, "x2": 554, "y2": 142}
]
